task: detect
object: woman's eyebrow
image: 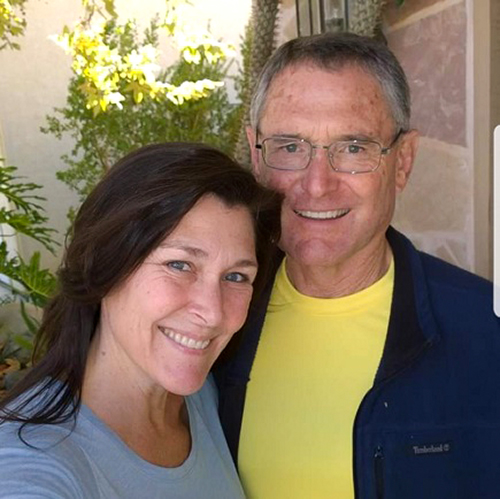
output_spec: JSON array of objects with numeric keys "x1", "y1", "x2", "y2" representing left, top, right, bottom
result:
[
  {"x1": 159, "y1": 242, "x2": 208, "y2": 258},
  {"x1": 158, "y1": 242, "x2": 258, "y2": 268},
  {"x1": 234, "y1": 259, "x2": 259, "y2": 269}
]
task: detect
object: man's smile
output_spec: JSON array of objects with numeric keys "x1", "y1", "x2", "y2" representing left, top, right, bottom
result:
[{"x1": 294, "y1": 208, "x2": 350, "y2": 220}]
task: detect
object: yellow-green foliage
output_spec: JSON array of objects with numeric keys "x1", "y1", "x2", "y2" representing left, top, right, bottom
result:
[
  {"x1": 42, "y1": 0, "x2": 241, "y2": 214},
  {"x1": 50, "y1": 0, "x2": 235, "y2": 116},
  {"x1": 0, "y1": 0, "x2": 27, "y2": 50}
]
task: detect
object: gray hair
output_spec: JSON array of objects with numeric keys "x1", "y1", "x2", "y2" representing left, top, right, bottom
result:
[{"x1": 250, "y1": 32, "x2": 411, "y2": 133}]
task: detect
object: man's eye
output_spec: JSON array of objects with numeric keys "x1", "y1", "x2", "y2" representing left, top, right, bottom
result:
[
  {"x1": 167, "y1": 261, "x2": 190, "y2": 272},
  {"x1": 282, "y1": 142, "x2": 299, "y2": 153},
  {"x1": 271, "y1": 140, "x2": 302, "y2": 154},
  {"x1": 224, "y1": 272, "x2": 250, "y2": 283},
  {"x1": 346, "y1": 143, "x2": 365, "y2": 154}
]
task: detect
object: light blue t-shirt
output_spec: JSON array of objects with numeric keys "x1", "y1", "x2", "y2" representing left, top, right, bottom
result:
[{"x1": 0, "y1": 376, "x2": 244, "y2": 498}]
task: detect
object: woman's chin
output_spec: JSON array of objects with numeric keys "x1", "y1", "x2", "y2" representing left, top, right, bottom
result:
[{"x1": 161, "y1": 370, "x2": 209, "y2": 397}]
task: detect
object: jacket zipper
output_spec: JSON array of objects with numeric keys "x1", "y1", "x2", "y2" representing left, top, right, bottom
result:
[
  {"x1": 374, "y1": 446, "x2": 384, "y2": 499},
  {"x1": 352, "y1": 339, "x2": 434, "y2": 498}
]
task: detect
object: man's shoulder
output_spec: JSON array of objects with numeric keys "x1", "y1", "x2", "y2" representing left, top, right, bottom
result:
[
  {"x1": 390, "y1": 228, "x2": 497, "y2": 332},
  {"x1": 418, "y1": 250, "x2": 492, "y2": 296},
  {"x1": 390, "y1": 227, "x2": 491, "y2": 296}
]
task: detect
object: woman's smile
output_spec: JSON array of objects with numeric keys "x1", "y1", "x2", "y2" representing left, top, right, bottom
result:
[{"x1": 159, "y1": 326, "x2": 211, "y2": 351}]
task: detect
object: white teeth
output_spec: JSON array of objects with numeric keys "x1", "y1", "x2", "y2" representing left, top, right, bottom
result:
[
  {"x1": 159, "y1": 328, "x2": 211, "y2": 350},
  {"x1": 296, "y1": 208, "x2": 350, "y2": 220}
]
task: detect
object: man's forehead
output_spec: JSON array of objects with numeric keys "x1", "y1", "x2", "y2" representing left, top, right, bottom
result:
[
  {"x1": 262, "y1": 63, "x2": 388, "y2": 116},
  {"x1": 271, "y1": 60, "x2": 378, "y2": 87},
  {"x1": 260, "y1": 63, "x2": 394, "y2": 137}
]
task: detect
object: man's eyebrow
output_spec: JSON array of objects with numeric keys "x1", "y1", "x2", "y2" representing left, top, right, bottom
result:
[
  {"x1": 268, "y1": 133, "x2": 302, "y2": 139},
  {"x1": 267, "y1": 132, "x2": 380, "y2": 142},
  {"x1": 336, "y1": 133, "x2": 379, "y2": 142}
]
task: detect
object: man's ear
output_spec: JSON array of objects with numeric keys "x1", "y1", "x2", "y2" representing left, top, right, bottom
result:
[
  {"x1": 394, "y1": 129, "x2": 419, "y2": 193},
  {"x1": 246, "y1": 126, "x2": 263, "y2": 180}
]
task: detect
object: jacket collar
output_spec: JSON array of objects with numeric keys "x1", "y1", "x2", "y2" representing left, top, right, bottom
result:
[{"x1": 375, "y1": 227, "x2": 439, "y2": 383}]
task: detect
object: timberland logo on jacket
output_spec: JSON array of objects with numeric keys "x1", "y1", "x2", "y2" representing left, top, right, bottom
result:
[{"x1": 411, "y1": 442, "x2": 451, "y2": 456}]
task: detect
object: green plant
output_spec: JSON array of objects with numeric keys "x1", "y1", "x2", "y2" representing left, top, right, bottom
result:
[
  {"x1": 232, "y1": 0, "x2": 280, "y2": 167},
  {"x1": 1, "y1": 0, "x2": 58, "y2": 395},
  {"x1": 42, "y1": 0, "x2": 240, "y2": 214},
  {"x1": 0, "y1": 161, "x2": 57, "y2": 394}
]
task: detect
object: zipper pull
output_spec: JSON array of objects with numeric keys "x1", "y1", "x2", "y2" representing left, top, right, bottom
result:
[{"x1": 374, "y1": 446, "x2": 385, "y2": 499}]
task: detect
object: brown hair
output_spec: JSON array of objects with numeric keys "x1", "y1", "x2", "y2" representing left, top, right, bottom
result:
[{"x1": 1, "y1": 142, "x2": 281, "y2": 429}]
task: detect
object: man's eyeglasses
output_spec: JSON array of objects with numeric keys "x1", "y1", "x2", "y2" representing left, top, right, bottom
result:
[{"x1": 255, "y1": 130, "x2": 405, "y2": 174}]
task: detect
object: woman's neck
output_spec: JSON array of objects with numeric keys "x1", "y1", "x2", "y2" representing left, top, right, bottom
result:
[{"x1": 82, "y1": 333, "x2": 191, "y2": 467}]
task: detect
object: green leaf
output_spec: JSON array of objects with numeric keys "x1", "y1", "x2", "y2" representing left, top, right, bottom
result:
[
  {"x1": 0, "y1": 162, "x2": 58, "y2": 253},
  {"x1": 20, "y1": 301, "x2": 39, "y2": 335},
  {"x1": 103, "y1": 0, "x2": 117, "y2": 17},
  {"x1": 0, "y1": 0, "x2": 28, "y2": 51},
  {"x1": 12, "y1": 332, "x2": 34, "y2": 352},
  {"x1": 16, "y1": 252, "x2": 57, "y2": 306}
]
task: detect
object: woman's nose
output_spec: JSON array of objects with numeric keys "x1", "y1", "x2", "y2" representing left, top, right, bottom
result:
[{"x1": 189, "y1": 281, "x2": 224, "y2": 327}]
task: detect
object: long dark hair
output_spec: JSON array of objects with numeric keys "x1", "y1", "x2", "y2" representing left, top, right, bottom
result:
[{"x1": 0, "y1": 142, "x2": 281, "y2": 428}]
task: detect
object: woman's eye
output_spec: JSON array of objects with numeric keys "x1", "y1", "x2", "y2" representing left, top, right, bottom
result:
[
  {"x1": 167, "y1": 261, "x2": 190, "y2": 272},
  {"x1": 224, "y1": 272, "x2": 250, "y2": 283}
]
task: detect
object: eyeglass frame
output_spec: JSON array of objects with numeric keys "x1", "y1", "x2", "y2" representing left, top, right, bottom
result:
[{"x1": 255, "y1": 129, "x2": 405, "y2": 174}]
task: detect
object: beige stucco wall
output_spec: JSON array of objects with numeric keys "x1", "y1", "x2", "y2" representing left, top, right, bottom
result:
[{"x1": 0, "y1": 0, "x2": 251, "y2": 269}]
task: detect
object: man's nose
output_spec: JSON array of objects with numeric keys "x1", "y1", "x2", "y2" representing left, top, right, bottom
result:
[
  {"x1": 301, "y1": 147, "x2": 339, "y2": 197},
  {"x1": 189, "y1": 281, "x2": 224, "y2": 327}
]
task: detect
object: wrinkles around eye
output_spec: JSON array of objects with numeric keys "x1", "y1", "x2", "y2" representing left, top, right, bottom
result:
[{"x1": 166, "y1": 261, "x2": 191, "y2": 272}]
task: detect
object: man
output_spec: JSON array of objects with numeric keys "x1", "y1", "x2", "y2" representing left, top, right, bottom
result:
[{"x1": 215, "y1": 33, "x2": 500, "y2": 498}]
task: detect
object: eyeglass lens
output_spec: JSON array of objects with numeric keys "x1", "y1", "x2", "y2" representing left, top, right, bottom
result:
[{"x1": 263, "y1": 137, "x2": 383, "y2": 172}]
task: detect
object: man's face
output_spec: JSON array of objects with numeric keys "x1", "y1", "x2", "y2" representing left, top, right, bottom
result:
[{"x1": 248, "y1": 63, "x2": 417, "y2": 274}]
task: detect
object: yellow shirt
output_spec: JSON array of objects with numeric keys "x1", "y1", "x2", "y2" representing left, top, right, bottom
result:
[{"x1": 238, "y1": 259, "x2": 394, "y2": 498}]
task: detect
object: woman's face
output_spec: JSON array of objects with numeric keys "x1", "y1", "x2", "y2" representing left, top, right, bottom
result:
[{"x1": 97, "y1": 194, "x2": 258, "y2": 395}]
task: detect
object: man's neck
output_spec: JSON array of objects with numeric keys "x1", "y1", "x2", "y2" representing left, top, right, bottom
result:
[{"x1": 285, "y1": 239, "x2": 393, "y2": 298}]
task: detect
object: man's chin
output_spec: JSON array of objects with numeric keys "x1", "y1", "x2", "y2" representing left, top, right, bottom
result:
[{"x1": 283, "y1": 239, "x2": 344, "y2": 268}]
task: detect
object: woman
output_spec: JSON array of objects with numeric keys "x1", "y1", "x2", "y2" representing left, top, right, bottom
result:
[{"x1": 0, "y1": 143, "x2": 281, "y2": 498}]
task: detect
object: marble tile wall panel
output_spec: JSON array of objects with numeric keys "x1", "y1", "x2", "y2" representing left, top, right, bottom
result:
[
  {"x1": 432, "y1": 237, "x2": 470, "y2": 269},
  {"x1": 384, "y1": 0, "x2": 443, "y2": 27},
  {"x1": 393, "y1": 137, "x2": 470, "y2": 232},
  {"x1": 386, "y1": 1, "x2": 467, "y2": 146},
  {"x1": 392, "y1": 136, "x2": 472, "y2": 270},
  {"x1": 394, "y1": 230, "x2": 471, "y2": 270}
]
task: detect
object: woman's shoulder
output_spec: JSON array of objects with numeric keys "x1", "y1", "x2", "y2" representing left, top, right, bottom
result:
[
  {"x1": 0, "y1": 381, "x2": 99, "y2": 498},
  {"x1": 0, "y1": 418, "x2": 99, "y2": 498}
]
